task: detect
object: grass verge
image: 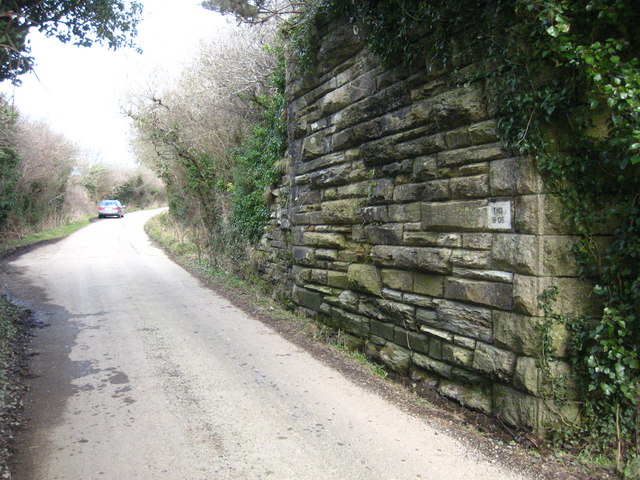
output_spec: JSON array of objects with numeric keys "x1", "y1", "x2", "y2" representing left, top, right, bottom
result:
[
  {"x1": 0, "y1": 297, "x2": 32, "y2": 479},
  {"x1": 0, "y1": 216, "x2": 92, "y2": 258}
]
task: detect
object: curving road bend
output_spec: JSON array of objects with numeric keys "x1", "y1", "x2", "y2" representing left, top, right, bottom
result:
[{"x1": 0, "y1": 209, "x2": 530, "y2": 480}]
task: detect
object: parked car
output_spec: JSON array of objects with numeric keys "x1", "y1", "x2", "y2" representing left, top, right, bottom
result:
[{"x1": 98, "y1": 200, "x2": 125, "y2": 218}]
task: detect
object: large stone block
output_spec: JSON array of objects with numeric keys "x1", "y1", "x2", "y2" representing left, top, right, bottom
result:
[
  {"x1": 435, "y1": 300, "x2": 493, "y2": 342},
  {"x1": 441, "y1": 343, "x2": 474, "y2": 367},
  {"x1": 381, "y1": 288, "x2": 403, "y2": 302},
  {"x1": 362, "y1": 131, "x2": 446, "y2": 166},
  {"x1": 437, "y1": 143, "x2": 506, "y2": 168},
  {"x1": 310, "y1": 269, "x2": 328, "y2": 284},
  {"x1": 450, "y1": 174, "x2": 490, "y2": 199},
  {"x1": 467, "y1": 120, "x2": 499, "y2": 144},
  {"x1": 444, "y1": 278, "x2": 513, "y2": 310},
  {"x1": 324, "y1": 181, "x2": 373, "y2": 200},
  {"x1": 494, "y1": 382, "x2": 579, "y2": 433},
  {"x1": 449, "y1": 249, "x2": 491, "y2": 269},
  {"x1": 292, "y1": 211, "x2": 325, "y2": 225},
  {"x1": 292, "y1": 265, "x2": 311, "y2": 285},
  {"x1": 370, "y1": 319, "x2": 395, "y2": 341},
  {"x1": 359, "y1": 297, "x2": 416, "y2": 329},
  {"x1": 416, "y1": 308, "x2": 439, "y2": 327},
  {"x1": 308, "y1": 161, "x2": 369, "y2": 188},
  {"x1": 463, "y1": 233, "x2": 492, "y2": 250},
  {"x1": 515, "y1": 194, "x2": 577, "y2": 235},
  {"x1": 331, "y1": 307, "x2": 370, "y2": 337},
  {"x1": 422, "y1": 200, "x2": 487, "y2": 232},
  {"x1": 491, "y1": 234, "x2": 539, "y2": 275},
  {"x1": 393, "y1": 183, "x2": 426, "y2": 202},
  {"x1": 489, "y1": 158, "x2": 518, "y2": 195},
  {"x1": 493, "y1": 385, "x2": 543, "y2": 431},
  {"x1": 450, "y1": 367, "x2": 491, "y2": 386},
  {"x1": 319, "y1": 82, "x2": 362, "y2": 115},
  {"x1": 413, "y1": 156, "x2": 438, "y2": 181},
  {"x1": 429, "y1": 337, "x2": 443, "y2": 359},
  {"x1": 293, "y1": 285, "x2": 324, "y2": 311},
  {"x1": 494, "y1": 311, "x2": 568, "y2": 357},
  {"x1": 381, "y1": 269, "x2": 413, "y2": 291},
  {"x1": 388, "y1": 203, "x2": 421, "y2": 222},
  {"x1": 347, "y1": 263, "x2": 382, "y2": 296},
  {"x1": 438, "y1": 381, "x2": 492, "y2": 414},
  {"x1": 327, "y1": 270, "x2": 349, "y2": 289},
  {"x1": 423, "y1": 180, "x2": 453, "y2": 201},
  {"x1": 403, "y1": 293, "x2": 439, "y2": 309},
  {"x1": 472, "y1": 342, "x2": 517, "y2": 382},
  {"x1": 378, "y1": 343, "x2": 412, "y2": 375},
  {"x1": 296, "y1": 151, "x2": 351, "y2": 175},
  {"x1": 513, "y1": 356, "x2": 541, "y2": 395},
  {"x1": 292, "y1": 246, "x2": 316, "y2": 266},
  {"x1": 302, "y1": 130, "x2": 331, "y2": 159},
  {"x1": 512, "y1": 275, "x2": 540, "y2": 316},
  {"x1": 414, "y1": 86, "x2": 487, "y2": 131},
  {"x1": 513, "y1": 275, "x2": 596, "y2": 317},
  {"x1": 452, "y1": 267, "x2": 513, "y2": 283},
  {"x1": 412, "y1": 352, "x2": 453, "y2": 378},
  {"x1": 334, "y1": 83, "x2": 411, "y2": 132},
  {"x1": 405, "y1": 330, "x2": 430, "y2": 354},
  {"x1": 440, "y1": 162, "x2": 490, "y2": 179},
  {"x1": 302, "y1": 232, "x2": 346, "y2": 249},
  {"x1": 316, "y1": 248, "x2": 339, "y2": 261},
  {"x1": 304, "y1": 282, "x2": 333, "y2": 295},
  {"x1": 369, "y1": 178, "x2": 395, "y2": 203},
  {"x1": 541, "y1": 236, "x2": 581, "y2": 276},
  {"x1": 362, "y1": 206, "x2": 389, "y2": 222},
  {"x1": 443, "y1": 126, "x2": 473, "y2": 150},
  {"x1": 540, "y1": 277, "x2": 599, "y2": 316},
  {"x1": 365, "y1": 224, "x2": 403, "y2": 244},
  {"x1": 516, "y1": 157, "x2": 544, "y2": 194},
  {"x1": 296, "y1": 185, "x2": 322, "y2": 204},
  {"x1": 336, "y1": 290, "x2": 360, "y2": 312},
  {"x1": 381, "y1": 159, "x2": 413, "y2": 177},
  {"x1": 322, "y1": 199, "x2": 365, "y2": 224},
  {"x1": 413, "y1": 273, "x2": 444, "y2": 296},
  {"x1": 371, "y1": 245, "x2": 452, "y2": 274}
]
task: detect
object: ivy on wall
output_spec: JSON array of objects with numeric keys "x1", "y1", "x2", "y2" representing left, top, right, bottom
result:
[{"x1": 286, "y1": 0, "x2": 640, "y2": 473}]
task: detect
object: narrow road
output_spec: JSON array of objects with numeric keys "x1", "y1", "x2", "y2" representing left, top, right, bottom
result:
[{"x1": 0, "y1": 210, "x2": 529, "y2": 480}]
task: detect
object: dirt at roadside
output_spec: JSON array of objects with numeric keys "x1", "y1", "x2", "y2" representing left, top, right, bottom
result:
[{"x1": 0, "y1": 295, "x2": 43, "y2": 480}]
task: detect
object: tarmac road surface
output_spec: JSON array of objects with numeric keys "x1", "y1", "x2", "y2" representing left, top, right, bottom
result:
[{"x1": 0, "y1": 209, "x2": 530, "y2": 480}]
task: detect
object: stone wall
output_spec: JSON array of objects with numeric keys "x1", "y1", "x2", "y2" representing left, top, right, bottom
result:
[{"x1": 256, "y1": 18, "x2": 590, "y2": 432}]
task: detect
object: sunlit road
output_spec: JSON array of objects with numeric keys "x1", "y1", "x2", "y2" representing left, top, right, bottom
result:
[{"x1": 0, "y1": 210, "x2": 529, "y2": 480}]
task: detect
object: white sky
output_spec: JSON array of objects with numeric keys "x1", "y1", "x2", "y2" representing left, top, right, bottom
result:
[{"x1": 0, "y1": 0, "x2": 232, "y2": 167}]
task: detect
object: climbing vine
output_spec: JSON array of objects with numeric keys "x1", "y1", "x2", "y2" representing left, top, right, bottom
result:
[{"x1": 284, "y1": 0, "x2": 640, "y2": 474}]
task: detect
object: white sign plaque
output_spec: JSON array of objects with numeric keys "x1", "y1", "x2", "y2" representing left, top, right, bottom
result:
[{"x1": 488, "y1": 201, "x2": 512, "y2": 230}]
